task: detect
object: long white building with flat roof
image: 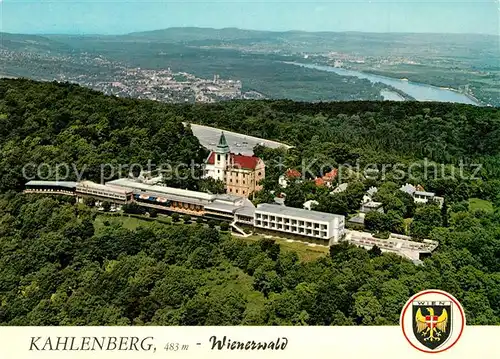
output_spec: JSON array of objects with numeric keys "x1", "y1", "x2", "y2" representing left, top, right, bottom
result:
[
  {"x1": 107, "y1": 178, "x2": 216, "y2": 202},
  {"x1": 254, "y1": 203, "x2": 345, "y2": 245},
  {"x1": 76, "y1": 181, "x2": 134, "y2": 202},
  {"x1": 23, "y1": 179, "x2": 440, "y2": 261},
  {"x1": 106, "y1": 178, "x2": 256, "y2": 222}
]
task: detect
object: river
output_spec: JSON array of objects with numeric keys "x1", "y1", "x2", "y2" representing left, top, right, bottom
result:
[
  {"x1": 380, "y1": 90, "x2": 405, "y2": 102},
  {"x1": 286, "y1": 62, "x2": 480, "y2": 105}
]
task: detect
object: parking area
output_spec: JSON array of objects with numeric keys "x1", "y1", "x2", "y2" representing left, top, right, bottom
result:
[{"x1": 186, "y1": 123, "x2": 292, "y2": 155}]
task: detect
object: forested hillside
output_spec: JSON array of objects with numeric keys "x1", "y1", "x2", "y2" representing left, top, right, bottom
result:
[
  {"x1": 0, "y1": 79, "x2": 206, "y2": 192},
  {"x1": 2, "y1": 79, "x2": 499, "y2": 185},
  {"x1": 0, "y1": 194, "x2": 499, "y2": 325},
  {"x1": 0, "y1": 79, "x2": 499, "y2": 325},
  {"x1": 177, "y1": 100, "x2": 500, "y2": 164}
]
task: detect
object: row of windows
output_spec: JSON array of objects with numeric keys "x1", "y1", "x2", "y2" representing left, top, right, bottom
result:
[
  {"x1": 205, "y1": 210, "x2": 233, "y2": 218},
  {"x1": 414, "y1": 194, "x2": 433, "y2": 199},
  {"x1": 216, "y1": 154, "x2": 229, "y2": 162},
  {"x1": 229, "y1": 179, "x2": 248, "y2": 185},
  {"x1": 26, "y1": 188, "x2": 74, "y2": 194},
  {"x1": 236, "y1": 215, "x2": 253, "y2": 223},
  {"x1": 171, "y1": 201, "x2": 203, "y2": 211},
  {"x1": 255, "y1": 213, "x2": 327, "y2": 230},
  {"x1": 77, "y1": 188, "x2": 127, "y2": 200},
  {"x1": 136, "y1": 198, "x2": 171, "y2": 208},
  {"x1": 228, "y1": 172, "x2": 250, "y2": 179},
  {"x1": 229, "y1": 188, "x2": 246, "y2": 195},
  {"x1": 255, "y1": 220, "x2": 329, "y2": 238},
  {"x1": 209, "y1": 167, "x2": 262, "y2": 178}
]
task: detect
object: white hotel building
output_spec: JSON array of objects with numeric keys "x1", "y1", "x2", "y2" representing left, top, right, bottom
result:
[{"x1": 254, "y1": 203, "x2": 345, "y2": 245}]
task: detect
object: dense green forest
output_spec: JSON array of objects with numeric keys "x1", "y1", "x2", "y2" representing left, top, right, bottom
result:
[
  {"x1": 0, "y1": 79, "x2": 499, "y2": 325},
  {"x1": 0, "y1": 193, "x2": 499, "y2": 325},
  {"x1": 0, "y1": 79, "x2": 207, "y2": 192}
]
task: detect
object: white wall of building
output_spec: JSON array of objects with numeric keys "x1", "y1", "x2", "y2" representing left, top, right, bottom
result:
[
  {"x1": 205, "y1": 151, "x2": 230, "y2": 182},
  {"x1": 254, "y1": 208, "x2": 345, "y2": 243}
]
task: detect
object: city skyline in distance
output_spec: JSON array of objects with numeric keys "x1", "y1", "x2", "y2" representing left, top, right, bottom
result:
[{"x1": 1, "y1": 0, "x2": 499, "y2": 36}]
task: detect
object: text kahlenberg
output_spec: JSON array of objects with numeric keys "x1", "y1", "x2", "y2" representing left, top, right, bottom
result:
[{"x1": 29, "y1": 337, "x2": 155, "y2": 351}]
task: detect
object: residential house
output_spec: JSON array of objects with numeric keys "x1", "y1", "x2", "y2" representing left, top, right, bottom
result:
[
  {"x1": 278, "y1": 168, "x2": 302, "y2": 188},
  {"x1": 399, "y1": 183, "x2": 444, "y2": 208}
]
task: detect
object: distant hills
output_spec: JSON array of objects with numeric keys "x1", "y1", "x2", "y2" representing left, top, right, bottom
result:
[
  {"x1": 114, "y1": 27, "x2": 500, "y2": 49},
  {"x1": 123, "y1": 27, "x2": 273, "y2": 42},
  {"x1": 0, "y1": 32, "x2": 73, "y2": 53},
  {"x1": 1, "y1": 27, "x2": 498, "y2": 106},
  {"x1": 3, "y1": 26, "x2": 498, "y2": 44},
  {"x1": 2, "y1": 27, "x2": 498, "y2": 52}
]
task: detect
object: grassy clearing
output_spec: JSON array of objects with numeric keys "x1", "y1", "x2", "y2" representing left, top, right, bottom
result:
[
  {"x1": 239, "y1": 234, "x2": 328, "y2": 262},
  {"x1": 469, "y1": 198, "x2": 494, "y2": 213},
  {"x1": 94, "y1": 214, "x2": 159, "y2": 232},
  {"x1": 95, "y1": 214, "x2": 326, "y2": 262},
  {"x1": 94, "y1": 213, "x2": 196, "y2": 233}
]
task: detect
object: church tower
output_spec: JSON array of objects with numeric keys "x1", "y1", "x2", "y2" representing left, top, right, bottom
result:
[{"x1": 213, "y1": 132, "x2": 230, "y2": 182}]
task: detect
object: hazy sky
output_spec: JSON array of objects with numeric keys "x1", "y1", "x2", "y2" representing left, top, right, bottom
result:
[{"x1": 1, "y1": 0, "x2": 499, "y2": 35}]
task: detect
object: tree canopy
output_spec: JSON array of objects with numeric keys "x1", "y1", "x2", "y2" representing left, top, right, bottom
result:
[
  {"x1": 0, "y1": 193, "x2": 498, "y2": 325},
  {"x1": 0, "y1": 79, "x2": 499, "y2": 326}
]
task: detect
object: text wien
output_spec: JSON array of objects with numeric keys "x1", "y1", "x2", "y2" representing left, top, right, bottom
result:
[{"x1": 209, "y1": 336, "x2": 288, "y2": 350}]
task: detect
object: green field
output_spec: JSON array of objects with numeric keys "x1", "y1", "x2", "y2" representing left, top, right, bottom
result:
[
  {"x1": 240, "y1": 234, "x2": 328, "y2": 262},
  {"x1": 95, "y1": 214, "x2": 328, "y2": 262},
  {"x1": 94, "y1": 213, "x2": 172, "y2": 232},
  {"x1": 469, "y1": 198, "x2": 494, "y2": 212}
]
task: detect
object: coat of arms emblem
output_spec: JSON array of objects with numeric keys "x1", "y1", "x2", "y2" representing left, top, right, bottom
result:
[
  {"x1": 412, "y1": 301, "x2": 452, "y2": 350},
  {"x1": 400, "y1": 290, "x2": 465, "y2": 353}
]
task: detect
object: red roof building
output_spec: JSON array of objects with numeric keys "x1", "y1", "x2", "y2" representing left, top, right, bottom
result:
[
  {"x1": 207, "y1": 152, "x2": 261, "y2": 170},
  {"x1": 323, "y1": 169, "x2": 338, "y2": 180},
  {"x1": 416, "y1": 184, "x2": 425, "y2": 192},
  {"x1": 204, "y1": 132, "x2": 265, "y2": 198},
  {"x1": 319, "y1": 168, "x2": 339, "y2": 188},
  {"x1": 315, "y1": 178, "x2": 326, "y2": 187},
  {"x1": 285, "y1": 168, "x2": 302, "y2": 179}
]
